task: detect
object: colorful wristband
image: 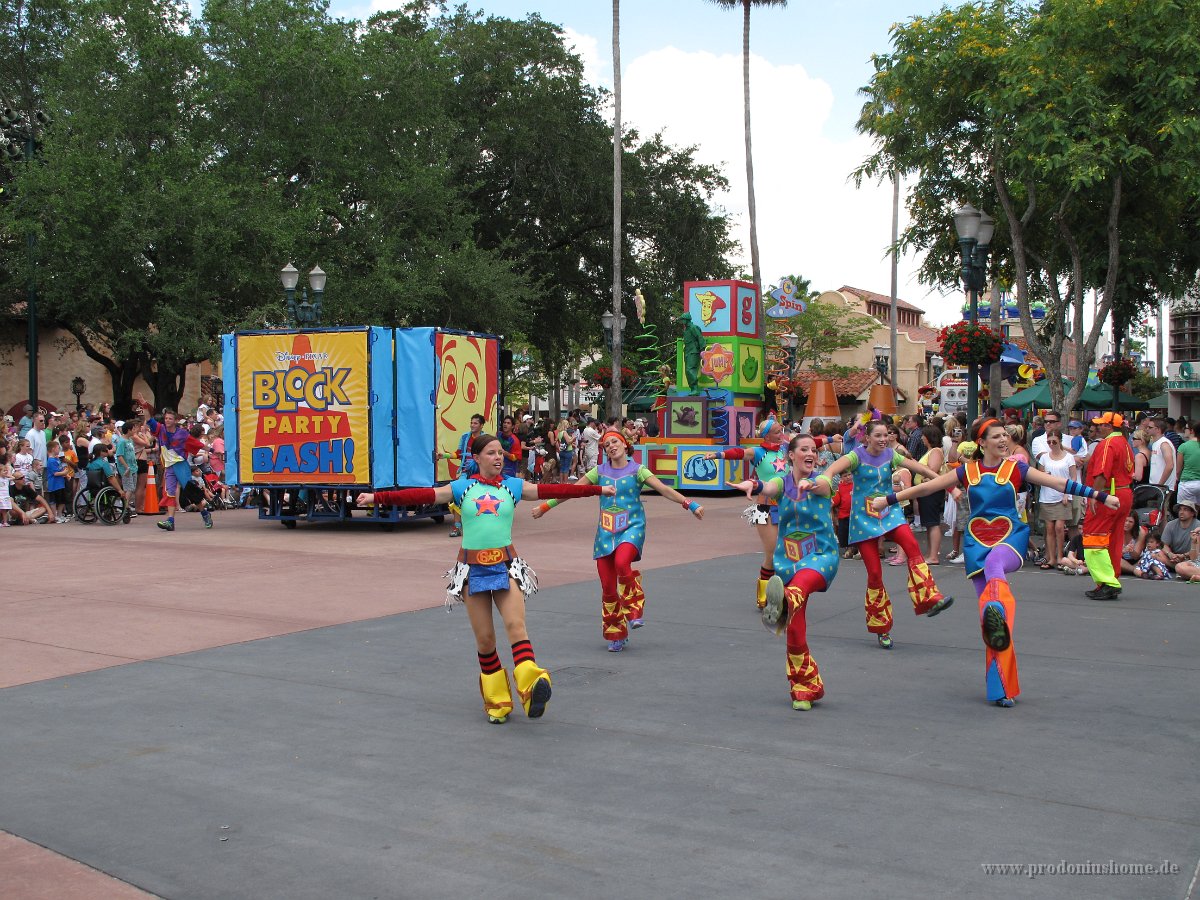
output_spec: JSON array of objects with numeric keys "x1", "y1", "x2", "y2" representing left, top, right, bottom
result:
[
  {"x1": 752, "y1": 478, "x2": 764, "y2": 496},
  {"x1": 1063, "y1": 479, "x2": 1097, "y2": 500},
  {"x1": 886, "y1": 491, "x2": 899, "y2": 506},
  {"x1": 688, "y1": 501, "x2": 700, "y2": 513}
]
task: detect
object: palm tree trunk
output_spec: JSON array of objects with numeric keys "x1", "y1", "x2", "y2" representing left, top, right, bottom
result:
[
  {"x1": 742, "y1": 0, "x2": 762, "y2": 296},
  {"x1": 608, "y1": 0, "x2": 624, "y2": 420}
]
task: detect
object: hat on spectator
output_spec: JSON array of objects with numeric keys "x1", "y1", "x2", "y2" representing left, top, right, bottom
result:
[
  {"x1": 1068, "y1": 419, "x2": 1083, "y2": 428},
  {"x1": 1091, "y1": 411, "x2": 1125, "y2": 428},
  {"x1": 522, "y1": 414, "x2": 533, "y2": 421},
  {"x1": 1178, "y1": 500, "x2": 1197, "y2": 514}
]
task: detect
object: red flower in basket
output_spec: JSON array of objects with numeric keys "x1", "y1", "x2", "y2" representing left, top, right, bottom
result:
[{"x1": 938, "y1": 321, "x2": 1005, "y2": 367}]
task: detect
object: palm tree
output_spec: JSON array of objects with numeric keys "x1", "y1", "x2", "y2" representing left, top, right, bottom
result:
[
  {"x1": 608, "y1": 0, "x2": 624, "y2": 419},
  {"x1": 708, "y1": 0, "x2": 788, "y2": 298}
]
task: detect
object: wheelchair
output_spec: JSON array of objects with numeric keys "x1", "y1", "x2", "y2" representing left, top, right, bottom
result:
[{"x1": 73, "y1": 470, "x2": 129, "y2": 525}]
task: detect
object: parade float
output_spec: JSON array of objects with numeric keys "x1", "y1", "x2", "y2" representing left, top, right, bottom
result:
[{"x1": 630, "y1": 278, "x2": 807, "y2": 490}]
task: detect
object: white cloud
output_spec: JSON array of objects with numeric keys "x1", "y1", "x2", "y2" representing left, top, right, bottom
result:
[
  {"x1": 621, "y1": 45, "x2": 959, "y2": 324},
  {"x1": 562, "y1": 26, "x2": 610, "y2": 89}
]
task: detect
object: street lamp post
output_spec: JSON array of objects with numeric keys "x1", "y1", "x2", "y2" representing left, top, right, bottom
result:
[
  {"x1": 600, "y1": 308, "x2": 627, "y2": 415},
  {"x1": 280, "y1": 264, "x2": 327, "y2": 327},
  {"x1": 953, "y1": 204, "x2": 994, "y2": 422},
  {"x1": 71, "y1": 376, "x2": 86, "y2": 413},
  {"x1": 931, "y1": 354, "x2": 944, "y2": 412},
  {"x1": 873, "y1": 344, "x2": 890, "y2": 384},
  {"x1": 1, "y1": 101, "x2": 49, "y2": 412}
]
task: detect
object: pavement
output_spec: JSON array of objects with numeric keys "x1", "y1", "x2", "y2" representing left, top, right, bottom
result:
[{"x1": 2, "y1": 498, "x2": 1198, "y2": 899}]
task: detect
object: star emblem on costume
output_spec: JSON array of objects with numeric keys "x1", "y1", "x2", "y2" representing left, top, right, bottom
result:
[
  {"x1": 772, "y1": 457, "x2": 788, "y2": 472},
  {"x1": 474, "y1": 492, "x2": 502, "y2": 515}
]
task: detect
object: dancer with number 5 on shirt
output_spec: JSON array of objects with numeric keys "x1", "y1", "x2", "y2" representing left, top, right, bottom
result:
[{"x1": 357, "y1": 433, "x2": 612, "y2": 724}]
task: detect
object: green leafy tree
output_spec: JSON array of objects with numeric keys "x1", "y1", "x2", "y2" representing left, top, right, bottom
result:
[
  {"x1": 1128, "y1": 371, "x2": 1165, "y2": 402},
  {"x1": 856, "y1": 0, "x2": 1200, "y2": 414}
]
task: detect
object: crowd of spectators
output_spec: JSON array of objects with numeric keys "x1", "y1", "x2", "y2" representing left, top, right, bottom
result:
[{"x1": 2, "y1": 399, "x2": 231, "y2": 527}]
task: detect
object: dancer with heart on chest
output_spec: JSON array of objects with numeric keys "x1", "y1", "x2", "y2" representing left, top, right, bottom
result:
[
  {"x1": 874, "y1": 418, "x2": 1120, "y2": 707},
  {"x1": 823, "y1": 420, "x2": 955, "y2": 650}
]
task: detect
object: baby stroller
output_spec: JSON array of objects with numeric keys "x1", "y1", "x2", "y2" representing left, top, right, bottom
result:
[
  {"x1": 202, "y1": 469, "x2": 238, "y2": 510},
  {"x1": 1131, "y1": 483, "x2": 1172, "y2": 529}
]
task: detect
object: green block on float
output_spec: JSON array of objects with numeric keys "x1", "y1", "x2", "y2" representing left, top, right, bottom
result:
[{"x1": 676, "y1": 335, "x2": 763, "y2": 395}]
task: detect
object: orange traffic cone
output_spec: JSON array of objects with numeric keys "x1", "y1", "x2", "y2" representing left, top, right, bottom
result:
[{"x1": 142, "y1": 462, "x2": 161, "y2": 515}]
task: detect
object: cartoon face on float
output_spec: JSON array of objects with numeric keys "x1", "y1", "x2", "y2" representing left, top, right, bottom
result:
[{"x1": 435, "y1": 334, "x2": 498, "y2": 480}]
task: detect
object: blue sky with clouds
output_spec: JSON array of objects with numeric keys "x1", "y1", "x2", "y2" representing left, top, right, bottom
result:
[{"x1": 200, "y1": 0, "x2": 971, "y2": 322}]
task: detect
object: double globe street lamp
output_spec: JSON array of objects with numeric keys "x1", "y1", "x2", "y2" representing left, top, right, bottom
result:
[
  {"x1": 280, "y1": 263, "x2": 327, "y2": 327},
  {"x1": 953, "y1": 204, "x2": 995, "y2": 421}
]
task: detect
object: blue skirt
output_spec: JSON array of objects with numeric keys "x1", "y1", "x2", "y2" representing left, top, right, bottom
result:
[{"x1": 468, "y1": 561, "x2": 510, "y2": 594}]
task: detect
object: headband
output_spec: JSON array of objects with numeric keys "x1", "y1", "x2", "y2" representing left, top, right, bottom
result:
[
  {"x1": 601, "y1": 429, "x2": 631, "y2": 451},
  {"x1": 974, "y1": 417, "x2": 1001, "y2": 443},
  {"x1": 758, "y1": 416, "x2": 777, "y2": 440}
]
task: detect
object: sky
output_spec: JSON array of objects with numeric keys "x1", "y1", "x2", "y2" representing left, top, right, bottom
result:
[{"x1": 332, "y1": 1, "x2": 966, "y2": 323}]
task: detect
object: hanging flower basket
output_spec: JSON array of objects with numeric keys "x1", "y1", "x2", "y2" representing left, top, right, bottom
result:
[
  {"x1": 938, "y1": 321, "x2": 1005, "y2": 367},
  {"x1": 1098, "y1": 357, "x2": 1138, "y2": 387},
  {"x1": 582, "y1": 361, "x2": 637, "y2": 389}
]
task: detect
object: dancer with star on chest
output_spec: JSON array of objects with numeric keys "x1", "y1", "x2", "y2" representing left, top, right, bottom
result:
[
  {"x1": 357, "y1": 433, "x2": 613, "y2": 724},
  {"x1": 533, "y1": 428, "x2": 703, "y2": 652}
]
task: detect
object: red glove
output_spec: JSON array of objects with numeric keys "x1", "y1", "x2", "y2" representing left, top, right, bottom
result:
[
  {"x1": 721, "y1": 448, "x2": 746, "y2": 460},
  {"x1": 372, "y1": 488, "x2": 437, "y2": 506}
]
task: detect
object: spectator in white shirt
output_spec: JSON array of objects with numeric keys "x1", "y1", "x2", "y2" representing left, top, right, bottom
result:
[
  {"x1": 1145, "y1": 417, "x2": 1177, "y2": 490},
  {"x1": 1029, "y1": 410, "x2": 1063, "y2": 458}
]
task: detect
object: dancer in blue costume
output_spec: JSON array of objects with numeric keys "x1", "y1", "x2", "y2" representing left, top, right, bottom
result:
[
  {"x1": 823, "y1": 419, "x2": 953, "y2": 649},
  {"x1": 875, "y1": 418, "x2": 1119, "y2": 707},
  {"x1": 705, "y1": 415, "x2": 788, "y2": 609},
  {"x1": 734, "y1": 433, "x2": 839, "y2": 710},
  {"x1": 534, "y1": 429, "x2": 703, "y2": 651}
]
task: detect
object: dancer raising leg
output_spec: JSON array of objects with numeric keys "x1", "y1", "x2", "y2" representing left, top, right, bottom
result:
[
  {"x1": 875, "y1": 418, "x2": 1119, "y2": 707},
  {"x1": 735, "y1": 433, "x2": 840, "y2": 711}
]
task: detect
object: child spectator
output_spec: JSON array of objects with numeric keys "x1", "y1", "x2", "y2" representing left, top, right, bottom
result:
[
  {"x1": 44, "y1": 440, "x2": 69, "y2": 522},
  {"x1": 1135, "y1": 531, "x2": 1172, "y2": 580},
  {"x1": 0, "y1": 462, "x2": 11, "y2": 526},
  {"x1": 114, "y1": 422, "x2": 139, "y2": 517},
  {"x1": 1059, "y1": 533, "x2": 1087, "y2": 575}
]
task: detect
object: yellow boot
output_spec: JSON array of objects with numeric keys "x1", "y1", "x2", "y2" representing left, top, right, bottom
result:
[
  {"x1": 513, "y1": 659, "x2": 553, "y2": 718},
  {"x1": 756, "y1": 578, "x2": 768, "y2": 610},
  {"x1": 479, "y1": 669, "x2": 513, "y2": 724}
]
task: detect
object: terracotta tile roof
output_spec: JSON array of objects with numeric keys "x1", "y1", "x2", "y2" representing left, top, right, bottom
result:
[
  {"x1": 903, "y1": 324, "x2": 943, "y2": 351},
  {"x1": 838, "y1": 285, "x2": 926, "y2": 315},
  {"x1": 793, "y1": 368, "x2": 882, "y2": 399}
]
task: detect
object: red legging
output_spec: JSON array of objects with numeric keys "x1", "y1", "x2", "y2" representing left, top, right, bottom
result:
[
  {"x1": 785, "y1": 568, "x2": 828, "y2": 650},
  {"x1": 856, "y1": 525, "x2": 923, "y2": 589},
  {"x1": 596, "y1": 542, "x2": 640, "y2": 596}
]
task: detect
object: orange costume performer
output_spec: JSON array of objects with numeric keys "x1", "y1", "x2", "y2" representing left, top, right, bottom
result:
[{"x1": 1081, "y1": 412, "x2": 1134, "y2": 601}]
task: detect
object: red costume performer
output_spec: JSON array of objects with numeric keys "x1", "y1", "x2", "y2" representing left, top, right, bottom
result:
[{"x1": 1081, "y1": 412, "x2": 1134, "y2": 600}]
